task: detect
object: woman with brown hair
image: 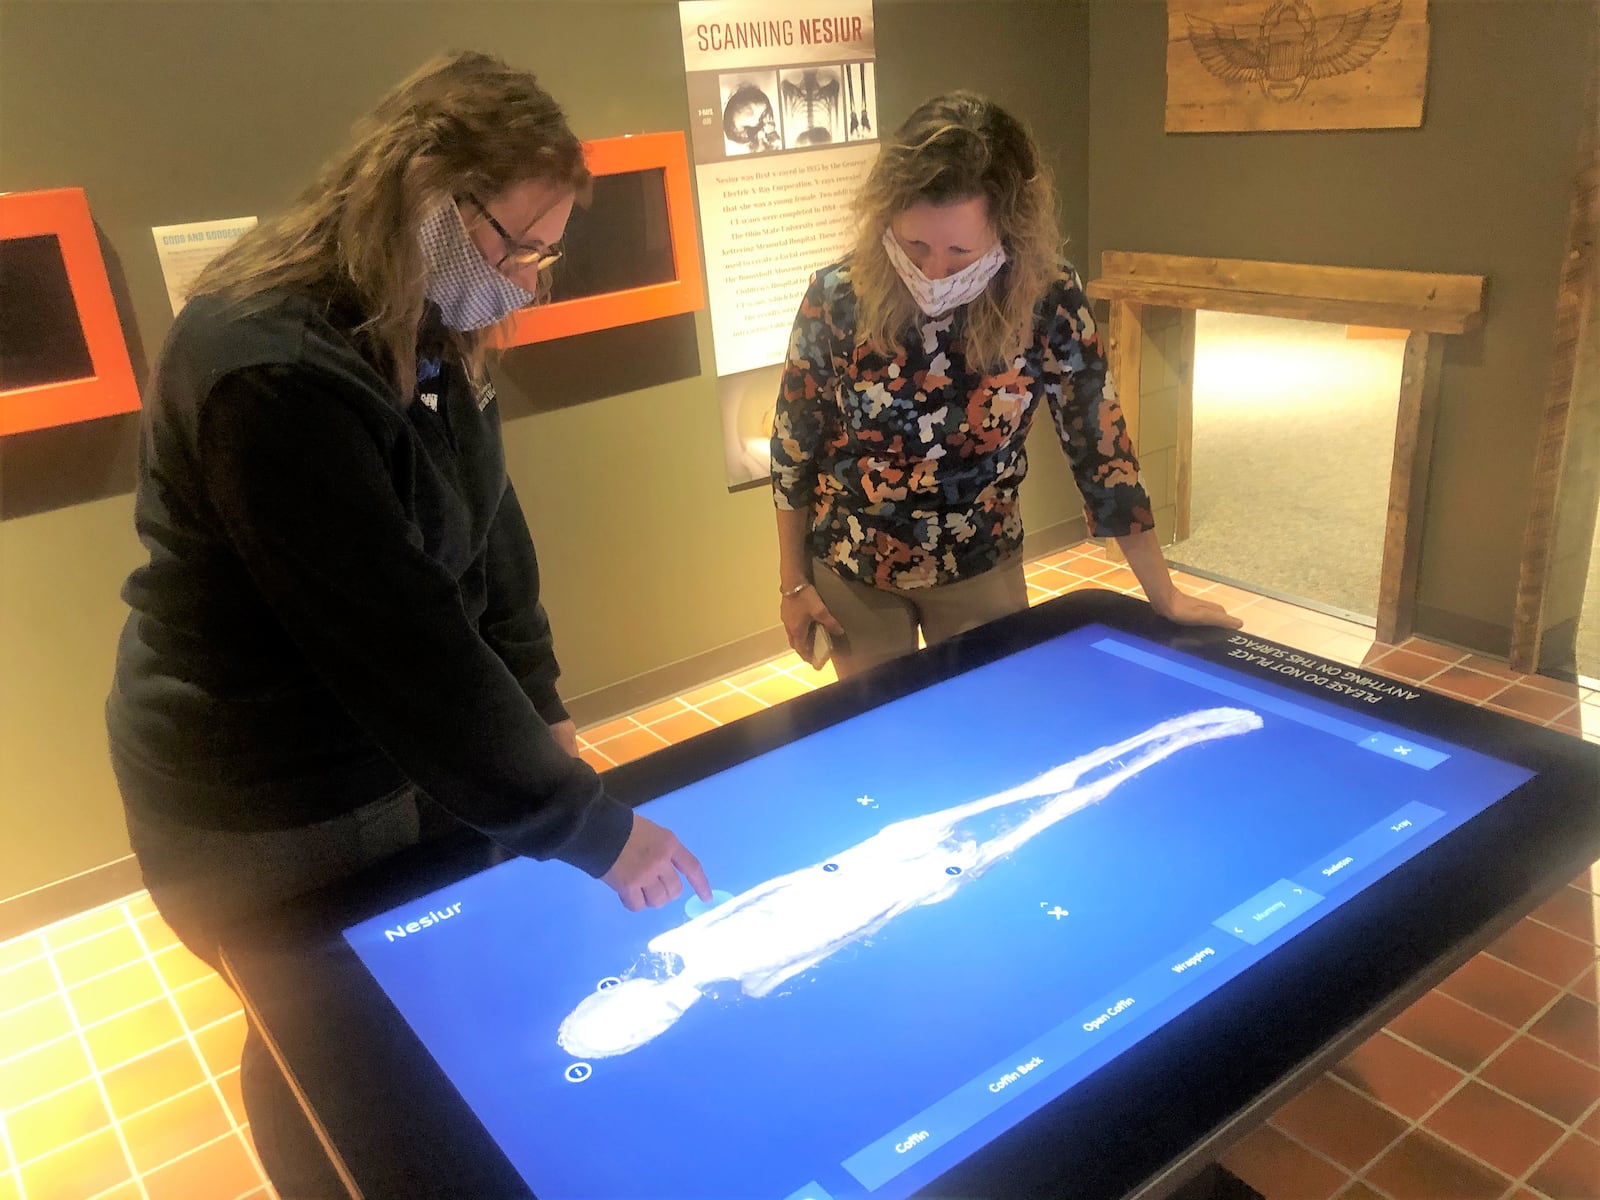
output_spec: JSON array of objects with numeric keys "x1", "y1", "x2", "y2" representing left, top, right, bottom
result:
[
  {"x1": 107, "y1": 51, "x2": 709, "y2": 1195},
  {"x1": 773, "y1": 92, "x2": 1239, "y2": 677}
]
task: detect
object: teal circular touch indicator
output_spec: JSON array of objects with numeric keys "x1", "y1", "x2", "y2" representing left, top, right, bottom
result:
[{"x1": 684, "y1": 889, "x2": 735, "y2": 919}]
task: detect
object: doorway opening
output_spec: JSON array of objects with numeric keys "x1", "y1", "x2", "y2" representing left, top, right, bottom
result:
[
  {"x1": 1088, "y1": 251, "x2": 1484, "y2": 644},
  {"x1": 1170, "y1": 311, "x2": 1409, "y2": 624}
]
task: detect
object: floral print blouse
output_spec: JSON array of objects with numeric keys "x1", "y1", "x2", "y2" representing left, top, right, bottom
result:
[{"x1": 772, "y1": 257, "x2": 1153, "y2": 589}]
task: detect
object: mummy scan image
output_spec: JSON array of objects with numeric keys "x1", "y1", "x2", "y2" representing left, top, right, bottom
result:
[
  {"x1": 845, "y1": 61, "x2": 875, "y2": 141},
  {"x1": 779, "y1": 65, "x2": 844, "y2": 147},
  {"x1": 558, "y1": 707, "x2": 1264, "y2": 1059},
  {"x1": 719, "y1": 72, "x2": 782, "y2": 155}
]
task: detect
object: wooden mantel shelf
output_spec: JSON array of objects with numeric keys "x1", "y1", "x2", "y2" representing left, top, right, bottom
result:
[{"x1": 1086, "y1": 251, "x2": 1486, "y2": 335}]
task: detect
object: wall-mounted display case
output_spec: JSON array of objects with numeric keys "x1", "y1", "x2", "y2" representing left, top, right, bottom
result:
[
  {"x1": 494, "y1": 131, "x2": 705, "y2": 347},
  {"x1": 0, "y1": 187, "x2": 139, "y2": 435}
]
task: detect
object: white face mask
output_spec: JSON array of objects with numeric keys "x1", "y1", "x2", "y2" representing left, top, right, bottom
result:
[
  {"x1": 881, "y1": 227, "x2": 1008, "y2": 317},
  {"x1": 418, "y1": 200, "x2": 536, "y2": 331}
]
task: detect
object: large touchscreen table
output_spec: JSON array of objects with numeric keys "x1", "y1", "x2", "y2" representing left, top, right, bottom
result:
[{"x1": 223, "y1": 593, "x2": 1599, "y2": 1200}]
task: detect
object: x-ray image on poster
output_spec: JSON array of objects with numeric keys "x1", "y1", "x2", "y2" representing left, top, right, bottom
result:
[
  {"x1": 778, "y1": 65, "x2": 844, "y2": 147},
  {"x1": 719, "y1": 72, "x2": 783, "y2": 155},
  {"x1": 680, "y1": 0, "x2": 878, "y2": 487},
  {"x1": 845, "y1": 60, "x2": 876, "y2": 142}
]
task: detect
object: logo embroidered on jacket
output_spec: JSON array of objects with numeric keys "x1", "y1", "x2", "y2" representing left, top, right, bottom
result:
[
  {"x1": 420, "y1": 393, "x2": 439, "y2": 411},
  {"x1": 477, "y1": 382, "x2": 495, "y2": 411}
]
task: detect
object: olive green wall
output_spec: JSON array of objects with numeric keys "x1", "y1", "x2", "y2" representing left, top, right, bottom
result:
[
  {"x1": 0, "y1": 0, "x2": 1092, "y2": 917},
  {"x1": 8, "y1": 0, "x2": 1590, "y2": 922},
  {"x1": 1086, "y1": 0, "x2": 1595, "y2": 652}
]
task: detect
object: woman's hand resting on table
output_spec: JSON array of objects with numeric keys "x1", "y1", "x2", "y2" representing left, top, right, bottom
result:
[{"x1": 1149, "y1": 589, "x2": 1243, "y2": 630}]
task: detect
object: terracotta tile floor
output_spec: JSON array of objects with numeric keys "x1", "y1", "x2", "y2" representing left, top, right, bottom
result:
[{"x1": 2, "y1": 543, "x2": 1597, "y2": 1200}]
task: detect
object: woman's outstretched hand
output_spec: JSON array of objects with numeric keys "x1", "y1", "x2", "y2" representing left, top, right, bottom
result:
[{"x1": 601, "y1": 812, "x2": 713, "y2": 912}]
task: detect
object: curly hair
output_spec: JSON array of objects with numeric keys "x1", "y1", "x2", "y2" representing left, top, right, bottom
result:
[
  {"x1": 189, "y1": 51, "x2": 590, "y2": 398},
  {"x1": 850, "y1": 92, "x2": 1062, "y2": 371}
]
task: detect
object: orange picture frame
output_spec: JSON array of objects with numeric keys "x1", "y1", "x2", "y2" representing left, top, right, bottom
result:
[
  {"x1": 493, "y1": 131, "x2": 705, "y2": 348},
  {"x1": 0, "y1": 187, "x2": 140, "y2": 436}
]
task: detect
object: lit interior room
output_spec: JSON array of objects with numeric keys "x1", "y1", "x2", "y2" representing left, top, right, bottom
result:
[{"x1": 1, "y1": 2, "x2": 1597, "y2": 1200}]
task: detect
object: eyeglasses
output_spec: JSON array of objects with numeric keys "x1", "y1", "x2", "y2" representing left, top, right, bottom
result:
[{"x1": 464, "y1": 194, "x2": 563, "y2": 272}]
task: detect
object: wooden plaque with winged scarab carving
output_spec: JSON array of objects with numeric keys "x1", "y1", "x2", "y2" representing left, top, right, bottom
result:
[{"x1": 1166, "y1": 0, "x2": 1428, "y2": 132}]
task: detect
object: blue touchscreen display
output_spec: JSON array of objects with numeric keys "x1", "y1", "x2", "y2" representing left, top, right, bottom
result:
[{"x1": 344, "y1": 625, "x2": 1533, "y2": 1199}]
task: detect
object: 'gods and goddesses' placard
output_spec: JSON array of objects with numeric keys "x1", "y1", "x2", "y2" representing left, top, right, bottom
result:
[
  {"x1": 152, "y1": 216, "x2": 258, "y2": 316},
  {"x1": 679, "y1": 0, "x2": 878, "y2": 486},
  {"x1": 1166, "y1": 0, "x2": 1429, "y2": 132}
]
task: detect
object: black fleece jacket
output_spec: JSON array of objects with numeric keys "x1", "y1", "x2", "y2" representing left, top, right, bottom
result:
[{"x1": 106, "y1": 290, "x2": 633, "y2": 878}]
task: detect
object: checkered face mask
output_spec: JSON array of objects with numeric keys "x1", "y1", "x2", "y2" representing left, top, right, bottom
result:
[{"x1": 419, "y1": 200, "x2": 536, "y2": 331}]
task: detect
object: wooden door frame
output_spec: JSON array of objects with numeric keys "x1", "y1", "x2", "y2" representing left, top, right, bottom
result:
[{"x1": 1087, "y1": 252, "x2": 1485, "y2": 645}]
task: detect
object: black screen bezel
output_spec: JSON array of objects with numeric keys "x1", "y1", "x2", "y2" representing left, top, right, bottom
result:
[{"x1": 221, "y1": 590, "x2": 1600, "y2": 1200}]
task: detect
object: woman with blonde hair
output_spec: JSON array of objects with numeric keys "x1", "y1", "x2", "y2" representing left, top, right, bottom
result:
[
  {"x1": 107, "y1": 51, "x2": 709, "y2": 1194},
  {"x1": 772, "y1": 92, "x2": 1239, "y2": 676}
]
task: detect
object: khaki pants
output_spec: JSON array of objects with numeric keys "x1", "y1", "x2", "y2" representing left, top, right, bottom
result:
[{"x1": 811, "y1": 556, "x2": 1028, "y2": 678}]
